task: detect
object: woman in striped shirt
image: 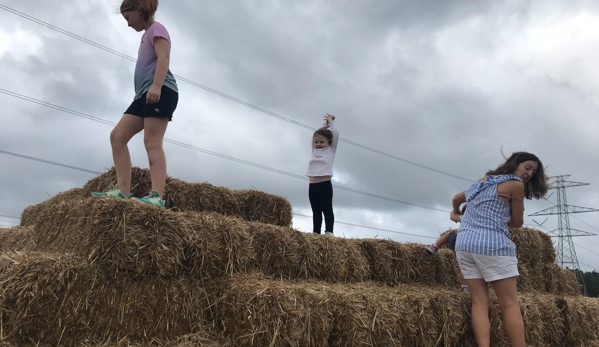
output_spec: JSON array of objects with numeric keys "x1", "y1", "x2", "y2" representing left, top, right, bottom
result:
[{"x1": 451, "y1": 152, "x2": 548, "y2": 347}]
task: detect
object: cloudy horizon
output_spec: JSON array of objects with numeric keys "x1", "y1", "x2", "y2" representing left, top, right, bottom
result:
[{"x1": 0, "y1": 0, "x2": 597, "y2": 272}]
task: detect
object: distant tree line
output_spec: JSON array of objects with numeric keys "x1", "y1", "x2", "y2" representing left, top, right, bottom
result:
[{"x1": 573, "y1": 269, "x2": 599, "y2": 297}]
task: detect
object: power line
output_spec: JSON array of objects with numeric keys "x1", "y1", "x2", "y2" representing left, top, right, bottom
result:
[
  {"x1": 294, "y1": 212, "x2": 436, "y2": 239},
  {"x1": 573, "y1": 242, "x2": 599, "y2": 258},
  {"x1": 0, "y1": 151, "x2": 442, "y2": 237},
  {"x1": 0, "y1": 130, "x2": 444, "y2": 212},
  {"x1": 0, "y1": 215, "x2": 20, "y2": 220},
  {"x1": 0, "y1": 150, "x2": 102, "y2": 175},
  {"x1": 0, "y1": 4, "x2": 474, "y2": 183},
  {"x1": 0, "y1": 219, "x2": 19, "y2": 224},
  {"x1": 161, "y1": 2, "x2": 479, "y2": 147},
  {"x1": 211, "y1": 0, "x2": 470, "y2": 130}
]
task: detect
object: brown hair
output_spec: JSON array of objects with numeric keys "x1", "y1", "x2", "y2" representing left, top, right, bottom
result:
[
  {"x1": 486, "y1": 151, "x2": 549, "y2": 199},
  {"x1": 120, "y1": 0, "x2": 158, "y2": 21},
  {"x1": 313, "y1": 128, "x2": 333, "y2": 145}
]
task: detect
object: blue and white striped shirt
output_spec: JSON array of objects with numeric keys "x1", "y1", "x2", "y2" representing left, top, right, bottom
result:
[{"x1": 455, "y1": 175, "x2": 523, "y2": 257}]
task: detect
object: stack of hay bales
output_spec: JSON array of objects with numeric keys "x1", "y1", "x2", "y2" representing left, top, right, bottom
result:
[{"x1": 0, "y1": 168, "x2": 597, "y2": 347}]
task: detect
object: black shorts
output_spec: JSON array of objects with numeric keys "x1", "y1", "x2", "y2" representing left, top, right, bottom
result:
[
  {"x1": 125, "y1": 86, "x2": 178, "y2": 121},
  {"x1": 448, "y1": 231, "x2": 457, "y2": 253}
]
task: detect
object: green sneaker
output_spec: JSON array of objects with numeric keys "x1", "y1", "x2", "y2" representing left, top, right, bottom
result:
[
  {"x1": 132, "y1": 190, "x2": 165, "y2": 208},
  {"x1": 92, "y1": 185, "x2": 132, "y2": 199}
]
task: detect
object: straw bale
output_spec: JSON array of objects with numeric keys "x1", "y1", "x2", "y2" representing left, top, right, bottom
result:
[
  {"x1": 0, "y1": 252, "x2": 210, "y2": 346},
  {"x1": 248, "y1": 222, "x2": 310, "y2": 279},
  {"x1": 20, "y1": 187, "x2": 84, "y2": 226},
  {"x1": 78, "y1": 331, "x2": 230, "y2": 347},
  {"x1": 302, "y1": 233, "x2": 369, "y2": 282},
  {"x1": 20, "y1": 197, "x2": 255, "y2": 278},
  {"x1": 559, "y1": 296, "x2": 599, "y2": 345},
  {"x1": 488, "y1": 293, "x2": 566, "y2": 347},
  {"x1": 233, "y1": 189, "x2": 292, "y2": 226},
  {"x1": 79, "y1": 167, "x2": 291, "y2": 225},
  {"x1": 213, "y1": 274, "x2": 334, "y2": 347},
  {"x1": 542, "y1": 263, "x2": 581, "y2": 296},
  {"x1": 328, "y1": 282, "x2": 469, "y2": 347},
  {"x1": 213, "y1": 274, "x2": 481, "y2": 347},
  {"x1": 536, "y1": 230, "x2": 556, "y2": 263},
  {"x1": 0, "y1": 226, "x2": 35, "y2": 252},
  {"x1": 81, "y1": 168, "x2": 240, "y2": 216},
  {"x1": 247, "y1": 223, "x2": 369, "y2": 283},
  {"x1": 179, "y1": 211, "x2": 255, "y2": 278},
  {"x1": 510, "y1": 227, "x2": 547, "y2": 269},
  {"x1": 358, "y1": 239, "x2": 460, "y2": 286},
  {"x1": 22, "y1": 196, "x2": 187, "y2": 276}
]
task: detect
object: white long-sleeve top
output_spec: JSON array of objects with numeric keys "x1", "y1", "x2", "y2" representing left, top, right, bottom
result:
[{"x1": 305, "y1": 120, "x2": 339, "y2": 177}]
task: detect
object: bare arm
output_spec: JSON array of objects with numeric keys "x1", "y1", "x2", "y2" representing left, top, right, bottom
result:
[
  {"x1": 146, "y1": 37, "x2": 170, "y2": 103},
  {"x1": 325, "y1": 114, "x2": 340, "y2": 150},
  {"x1": 507, "y1": 181, "x2": 525, "y2": 227},
  {"x1": 450, "y1": 191, "x2": 466, "y2": 222}
]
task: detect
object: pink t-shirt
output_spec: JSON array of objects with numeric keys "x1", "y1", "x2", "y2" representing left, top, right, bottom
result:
[{"x1": 133, "y1": 22, "x2": 178, "y2": 100}]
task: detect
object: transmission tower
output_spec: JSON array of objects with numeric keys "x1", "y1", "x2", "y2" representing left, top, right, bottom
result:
[{"x1": 529, "y1": 175, "x2": 598, "y2": 296}]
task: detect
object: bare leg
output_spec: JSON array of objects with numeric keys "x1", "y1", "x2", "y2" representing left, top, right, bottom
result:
[
  {"x1": 110, "y1": 114, "x2": 144, "y2": 195},
  {"x1": 143, "y1": 117, "x2": 169, "y2": 198},
  {"x1": 465, "y1": 278, "x2": 491, "y2": 347},
  {"x1": 491, "y1": 277, "x2": 526, "y2": 347},
  {"x1": 435, "y1": 230, "x2": 452, "y2": 247}
]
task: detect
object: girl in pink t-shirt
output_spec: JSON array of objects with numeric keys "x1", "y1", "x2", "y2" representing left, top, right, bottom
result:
[{"x1": 93, "y1": 0, "x2": 178, "y2": 208}]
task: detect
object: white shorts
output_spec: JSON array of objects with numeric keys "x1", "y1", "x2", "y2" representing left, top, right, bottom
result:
[{"x1": 456, "y1": 251, "x2": 519, "y2": 282}]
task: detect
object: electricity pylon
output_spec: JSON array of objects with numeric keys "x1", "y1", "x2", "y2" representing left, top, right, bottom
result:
[{"x1": 529, "y1": 175, "x2": 598, "y2": 296}]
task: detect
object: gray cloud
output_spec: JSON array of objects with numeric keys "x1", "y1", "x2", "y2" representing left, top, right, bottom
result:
[{"x1": 0, "y1": 0, "x2": 597, "y2": 271}]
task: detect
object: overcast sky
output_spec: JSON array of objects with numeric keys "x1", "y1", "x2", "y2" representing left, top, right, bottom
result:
[{"x1": 0, "y1": 0, "x2": 597, "y2": 271}]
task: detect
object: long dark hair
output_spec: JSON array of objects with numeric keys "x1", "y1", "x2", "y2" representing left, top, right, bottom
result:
[{"x1": 486, "y1": 151, "x2": 549, "y2": 199}]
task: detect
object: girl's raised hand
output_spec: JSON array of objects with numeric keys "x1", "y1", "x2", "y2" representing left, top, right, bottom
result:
[{"x1": 325, "y1": 113, "x2": 335, "y2": 124}]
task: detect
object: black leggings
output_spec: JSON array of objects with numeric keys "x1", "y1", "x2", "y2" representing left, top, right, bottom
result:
[{"x1": 309, "y1": 180, "x2": 334, "y2": 234}]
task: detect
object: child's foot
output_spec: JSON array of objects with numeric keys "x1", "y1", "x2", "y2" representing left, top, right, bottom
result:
[
  {"x1": 461, "y1": 284, "x2": 470, "y2": 294},
  {"x1": 425, "y1": 243, "x2": 438, "y2": 255},
  {"x1": 132, "y1": 190, "x2": 165, "y2": 208},
  {"x1": 92, "y1": 185, "x2": 131, "y2": 199},
  {"x1": 325, "y1": 231, "x2": 334, "y2": 236}
]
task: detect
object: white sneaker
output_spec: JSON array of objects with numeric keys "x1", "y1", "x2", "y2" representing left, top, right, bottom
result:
[
  {"x1": 325, "y1": 231, "x2": 334, "y2": 236},
  {"x1": 425, "y1": 244, "x2": 438, "y2": 255}
]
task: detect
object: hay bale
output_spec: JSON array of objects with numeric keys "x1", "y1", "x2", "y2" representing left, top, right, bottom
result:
[
  {"x1": 180, "y1": 211, "x2": 255, "y2": 278},
  {"x1": 20, "y1": 187, "x2": 84, "y2": 226},
  {"x1": 81, "y1": 168, "x2": 240, "y2": 216},
  {"x1": 358, "y1": 239, "x2": 460, "y2": 287},
  {"x1": 542, "y1": 263, "x2": 581, "y2": 296},
  {"x1": 20, "y1": 197, "x2": 255, "y2": 278},
  {"x1": 510, "y1": 227, "x2": 547, "y2": 269},
  {"x1": 248, "y1": 223, "x2": 311, "y2": 279},
  {"x1": 0, "y1": 226, "x2": 35, "y2": 252},
  {"x1": 329, "y1": 282, "x2": 469, "y2": 347},
  {"x1": 233, "y1": 189, "x2": 292, "y2": 226},
  {"x1": 488, "y1": 293, "x2": 565, "y2": 347},
  {"x1": 213, "y1": 274, "x2": 334, "y2": 347},
  {"x1": 247, "y1": 224, "x2": 369, "y2": 283},
  {"x1": 559, "y1": 296, "x2": 599, "y2": 345},
  {"x1": 22, "y1": 197, "x2": 187, "y2": 276},
  {"x1": 0, "y1": 252, "x2": 210, "y2": 346},
  {"x1": 213, "y1": 274, "x2": 475, "y2": 347},
  {"x1": 302, "y1": 233, "x2": 369, "y2": 283},
  {"x1": 79, "y1": 167, "x2": 291, "y2": 225},
  {"x1": 79, "y1": 331, "x2": 230, "y2": 347}
]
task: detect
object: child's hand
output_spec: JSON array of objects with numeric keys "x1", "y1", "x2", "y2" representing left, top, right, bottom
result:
[
  {"x1": 325, "y1": 113, "x2": 335, "y2": 124},
  {"x1": 146, "y1": 84, "x2": 162, "y2": 104},
  {"x1": 450, "y1": 211, "x2": 461, "y2": 223}
]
